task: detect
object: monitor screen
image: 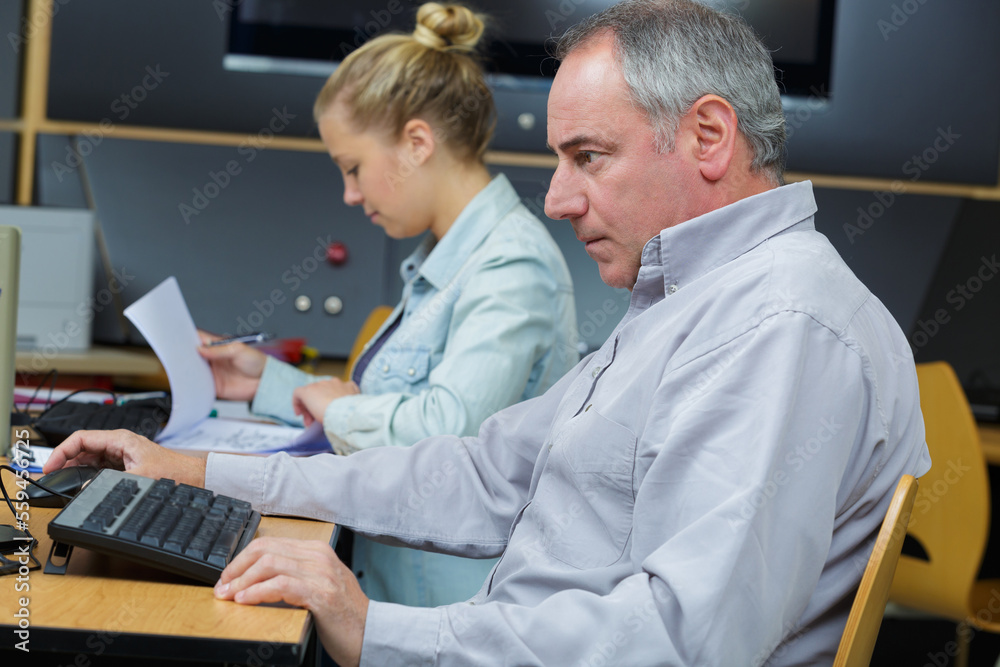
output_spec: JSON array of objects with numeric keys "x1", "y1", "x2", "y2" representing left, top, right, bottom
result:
[{"x1": 226, "y1": 0, "x2": 837, "y2": 98}]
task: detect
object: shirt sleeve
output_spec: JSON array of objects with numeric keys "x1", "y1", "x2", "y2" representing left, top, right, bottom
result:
[
  {"x1": 250, "y1": 356, "x2": 331, "y2": 425},
  {"x1": 204, "y1": 362, "x2": 583, "y2": 557},
  {"x1": 321, "y1": 244, "x2": 575, "y2": 454},
  {"x1": 356, "y1": 312, "x2": 927, "y2": 666}
]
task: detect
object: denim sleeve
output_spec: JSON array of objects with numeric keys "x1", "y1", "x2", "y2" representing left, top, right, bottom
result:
[
  {"x1": 322, "y1": 242, "x2": 573, "y2": 454},
  {"x1": 250, "y1": 356, "x2": 330, "y2": 425}
]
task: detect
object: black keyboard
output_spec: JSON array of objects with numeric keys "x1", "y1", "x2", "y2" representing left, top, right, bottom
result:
[
  {"x1": 48, "y1": 469, "x2": 261, "y2": 584},
  {"x1": 33, "y1": 396, "x2": 171, "y2": 446}
]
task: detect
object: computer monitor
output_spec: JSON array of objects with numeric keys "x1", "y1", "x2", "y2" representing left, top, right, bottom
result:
[
  {"x1": 0, "y1": 225, "x2": 20, "y2": 456},
  {"x1": 225, "y1": 0, "x2": 837, "y2": 99}
]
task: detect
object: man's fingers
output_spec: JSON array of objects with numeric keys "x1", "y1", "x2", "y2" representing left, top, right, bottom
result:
[
  {"x1": 217, "y1": 537, "x2": 289, "y2": 585},
  {"x1": 44, "y1": 430, "x2": 123, "y2": 473},
  {"x1": 217, "y1": 552, "x2": 304, "y2": 603},
  {"x1": 232, "y1": 575, "x2": 308, "y2": 607}
]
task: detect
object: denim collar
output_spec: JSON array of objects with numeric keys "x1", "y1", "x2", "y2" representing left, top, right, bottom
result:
[{"x1": 400, "y1": 174, "x2": 521, "y2": 290}]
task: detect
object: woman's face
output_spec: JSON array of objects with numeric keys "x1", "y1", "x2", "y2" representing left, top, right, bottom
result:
[{"x1": 318, "y1": 107, "x2": 433, "y2": 240}]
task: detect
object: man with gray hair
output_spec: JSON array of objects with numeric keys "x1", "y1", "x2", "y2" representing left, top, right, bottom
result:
[{"x1": 47, "y1": 1, "x2": 930, "y2": 664}]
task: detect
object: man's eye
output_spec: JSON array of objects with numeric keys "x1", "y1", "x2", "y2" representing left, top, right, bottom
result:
[
  {"x1": 576, "y1": 151, "x2": 597, "y2": 165},
  {"x1": 346, "y1": 166, "x2": 359, "y2": 176}
]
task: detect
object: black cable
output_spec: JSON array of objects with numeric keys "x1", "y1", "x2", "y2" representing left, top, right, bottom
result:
[
  {"x1": 32, "y1": 388, "x2": 119, "y2": 426},
  {"x1": 0, "y1": 464, "x2": 76, "y2": 535},
  {"x1": 19, "y1": 369, "x2": 59, "y2": 416}
]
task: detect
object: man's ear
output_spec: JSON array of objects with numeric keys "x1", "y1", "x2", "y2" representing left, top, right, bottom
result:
[
  {"x1": 399, "y1": 118, "x2": 436, "y2": 167},
  {"x1": 685, "y1": 95, "x2": 739, "y2": 182}
]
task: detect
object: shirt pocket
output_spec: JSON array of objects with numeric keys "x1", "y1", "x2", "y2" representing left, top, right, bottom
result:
[
  {"x1": 533, "y1": 408, "x2": 637, "y2": 569},
  {"x1": 371, "y1": 346, "x2": 432, "y2": 392}
]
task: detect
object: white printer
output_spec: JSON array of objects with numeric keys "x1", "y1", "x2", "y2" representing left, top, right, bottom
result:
[{"x1": 0, "y1": 206, "x2": 95, "y2": 352}]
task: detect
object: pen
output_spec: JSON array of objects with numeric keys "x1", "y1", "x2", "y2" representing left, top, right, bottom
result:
[{"x1": 205, "y1": 332, "x2": 275, "y2": 347}]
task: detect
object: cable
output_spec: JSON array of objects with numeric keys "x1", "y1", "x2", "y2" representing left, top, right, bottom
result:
[
  {"x1": 32, "y1": 388, "x2": 118, "y2": 427},
  {"x1": 18, "y1": 369, "x2": 59, "y2": 416},
  {"x1": 0, "y1": 464, "x2": 76, "y2": 536}
]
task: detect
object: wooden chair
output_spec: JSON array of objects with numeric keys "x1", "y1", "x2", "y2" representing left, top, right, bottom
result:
[
  {"x1": 834, "y1": 474, "x2": 919, "y2": 667},
  {"x1": 887, "y1": 361, "x2": 998, "y2": 667},
  {"x1": 342, "y1": 305, "x2": 394, "y2": 381}
]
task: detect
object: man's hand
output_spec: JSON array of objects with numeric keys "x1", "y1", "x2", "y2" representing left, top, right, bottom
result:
[
  {"x1": 43, "y1": 429, "x2": 207, "y2": 487},
  {"x1": 214, "y1": 537, "x2": 368, "y2": 667},
  {"x1": 292, "y1": 379, "x2": 360, "y2": 427},
  {"x1": 198, "y1": 330, "x2": 268, "y2": 401}
]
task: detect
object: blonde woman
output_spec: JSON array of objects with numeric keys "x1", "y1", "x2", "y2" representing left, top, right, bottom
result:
[{"x1": 199, "y1": 3, "x2": 578, "y2": 608}]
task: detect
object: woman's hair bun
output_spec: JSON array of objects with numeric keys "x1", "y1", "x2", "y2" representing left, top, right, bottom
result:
[{"x1": 412, "y1": 3, "x2": 485, "y2": 52}]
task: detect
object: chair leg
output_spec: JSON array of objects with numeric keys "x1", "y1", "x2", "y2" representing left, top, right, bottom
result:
[{"x1": 955, "y1": 623, "x2": 971, "y2": 667}]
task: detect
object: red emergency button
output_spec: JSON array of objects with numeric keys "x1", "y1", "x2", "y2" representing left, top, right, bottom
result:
[{"x1": 326, "y1": 241, "x2": 349, "y2": 266}]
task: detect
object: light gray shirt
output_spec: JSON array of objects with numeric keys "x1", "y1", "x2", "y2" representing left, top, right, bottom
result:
[{"x1": 206, "y1": 181, "x2": 931, "y2": 666}]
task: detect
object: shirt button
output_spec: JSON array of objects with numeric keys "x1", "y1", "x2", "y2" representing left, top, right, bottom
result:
[
  {"x1": 592, "y1": 366, "x2": 602, "y2": 378},
  {"x1": 382, "y1": 365, "x2": 390, "y2": 373},
  {"x1": 668, "y1": 284, "x2": 678, "y2": 294},
  {"x1": 407, "y1": 368, "x2": 415, "y2": 376}
]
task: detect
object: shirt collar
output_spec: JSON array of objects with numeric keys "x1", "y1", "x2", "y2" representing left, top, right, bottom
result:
[
  {"x1": 399, "y1": 173, "x2": 521, "y2": 289},
  {"x1": 638, "y1": 181, "x2": 818, "y2": 296}
]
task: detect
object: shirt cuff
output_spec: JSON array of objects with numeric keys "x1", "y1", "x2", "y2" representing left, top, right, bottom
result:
[
  {"x1": 361, "y1": 601, "x2": 441, "y2": 667},
  {"x1": 251, "y1": 356, "x2": 323, "y2": 425}
]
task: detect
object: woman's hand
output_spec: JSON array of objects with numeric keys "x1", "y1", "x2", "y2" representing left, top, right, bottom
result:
[
  {"x1": 197, "y1": 330, "x2": 268, "y2": 401},
  {"x1": 292, "y1": 379, "x2": 360, "y2": 427},
  {"x1": 215, "y1": 537, "x2": 368, "y2": 667}
]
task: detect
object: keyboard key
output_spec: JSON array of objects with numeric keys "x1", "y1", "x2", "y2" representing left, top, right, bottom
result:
[{"x1": 140, "y1": 504, "x2": 181, "y2": 547}]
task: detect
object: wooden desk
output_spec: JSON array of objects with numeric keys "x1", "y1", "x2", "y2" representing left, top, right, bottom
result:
[{"x1": 0, "y1": 486, "x2": 334, "y2": 665}]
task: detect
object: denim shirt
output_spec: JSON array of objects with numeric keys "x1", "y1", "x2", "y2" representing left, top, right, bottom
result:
[
  {"x1": 208, "y1": 182, "x2": 931, "y2": 665},
  {"x1": 250, "y1": 173, "x2": 579, "y2": 606}
]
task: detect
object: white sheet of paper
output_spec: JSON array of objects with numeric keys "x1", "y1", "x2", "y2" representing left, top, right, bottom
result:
[
  {"x1": 159, "y1": 418, "x2": 329, "y2": 455},
  {"x1": 123, "y1": 276, "x2": 215, "y2": 440}
]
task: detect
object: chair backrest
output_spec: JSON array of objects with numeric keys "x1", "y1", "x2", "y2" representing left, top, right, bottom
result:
[
  {"x1": 888, "y1": 361, "x2": 990, "y2": 621},
  {"x1": 343, "y1": 305, "x2": 394, "y2": 382},
  {"x1": 834, "y1": 474, "x2": 919, "y2": 667}
]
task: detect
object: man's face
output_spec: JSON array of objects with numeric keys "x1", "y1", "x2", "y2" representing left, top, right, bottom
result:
[{"x1": 545, "y1": 34, "x2": 701, "y2": 289}]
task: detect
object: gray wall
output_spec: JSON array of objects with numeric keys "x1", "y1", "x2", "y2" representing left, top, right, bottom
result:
[
  {"x1": 1, "y1": 1, "x2": 22, "y2": 204},
  {"x1": 27, "y1": 1, "x2": 1000, "y2": 367},
  {"x1": 0, "y1": 133, "x2": 14, "y2": 204},
  {"x1": 44, "y1": 0, "x2": 1000, "y2": 184},
  {"x1": 35, "y1": 132, "x2": 968, "y2": 357},
  {"x1": 0, "y1": 1, "x2": 22, "y2": 120}
]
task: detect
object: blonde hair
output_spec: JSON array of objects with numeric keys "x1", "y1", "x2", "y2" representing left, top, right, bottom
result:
[{"x1": 314, "y1": 3, "x2": 495, "y2": 163}]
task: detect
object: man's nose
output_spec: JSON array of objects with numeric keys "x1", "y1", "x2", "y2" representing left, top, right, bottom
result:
[{"x1": 544, "y1": 164, "x2": 588, "y2": 221}]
